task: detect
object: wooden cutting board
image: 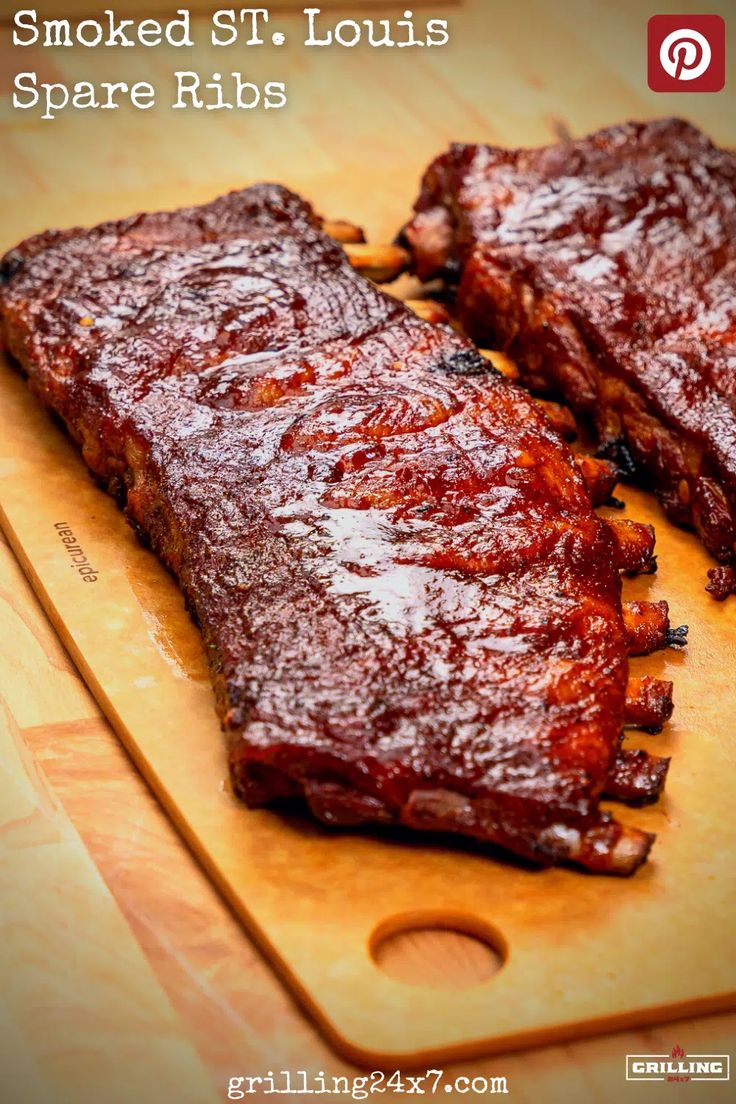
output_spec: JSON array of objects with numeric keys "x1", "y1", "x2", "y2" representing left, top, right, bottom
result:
[{"x1": 0, "y1": 353, "x2": 734, "y2": 1068}]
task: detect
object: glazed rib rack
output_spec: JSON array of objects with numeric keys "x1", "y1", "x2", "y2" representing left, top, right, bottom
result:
[
  {"x1": 0, "y1": 184, "x2": 683, "y2": 873},
  {"x1": 402, "y1": 118, "x2": 736, "y2": 598}
]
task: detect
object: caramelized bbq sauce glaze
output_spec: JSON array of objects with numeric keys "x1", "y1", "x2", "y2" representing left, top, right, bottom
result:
[
  {"x1": 0, "y1": 185, "x2": 654, "y2": 873},
  {"x1": 403, "y1": 118, "x2": 736, "y2": 598}
]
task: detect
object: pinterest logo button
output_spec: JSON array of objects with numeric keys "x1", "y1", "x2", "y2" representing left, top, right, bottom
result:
[{"x1": 648, "y1": 15, "x2": 725, "y2": 92}]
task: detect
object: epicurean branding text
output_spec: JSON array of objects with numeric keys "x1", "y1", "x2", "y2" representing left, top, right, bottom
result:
[{"x1": 54, "y1": 522, "x2": 98, "y2": 583}]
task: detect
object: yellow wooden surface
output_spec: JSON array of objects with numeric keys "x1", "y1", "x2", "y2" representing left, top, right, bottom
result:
[
  {"x1": 0, "y1": 679, "x2": 219, "y2": 1104},
  {"x1": 0, "y1": 0, "x2": 735, "y2": 1098},
  {"x1": 1, "y1": 1, "x2": 366, "y2": 15}
]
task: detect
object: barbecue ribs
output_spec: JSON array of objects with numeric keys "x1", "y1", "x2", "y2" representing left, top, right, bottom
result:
[
  {"x1": 402, "y1": 118, "x2": 736, "y2": 597},
  {"x1": 0, "y1": 185, "x2": 676, "y2": 873}
]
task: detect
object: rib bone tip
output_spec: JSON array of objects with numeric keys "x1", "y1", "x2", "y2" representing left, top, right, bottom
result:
[
  {"x1": 612, "y1": 827, "x2": 656, "y2": 875},
  {"x1": 665, "y1": 623, "x2": 689, "y2": 648}
]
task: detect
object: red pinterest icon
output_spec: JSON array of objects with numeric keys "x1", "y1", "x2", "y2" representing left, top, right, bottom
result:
[{"x1": 648, "y1": 14, "x2": 725, "y2": 92}]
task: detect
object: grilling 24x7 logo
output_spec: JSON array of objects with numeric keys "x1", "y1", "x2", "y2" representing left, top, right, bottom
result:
[
  {"x1": 626, "y1": 1045, "x2": 730, "y2": 1083},
  {"x1": 648, "y1": 14, "x2": 726, "y2": 92}
]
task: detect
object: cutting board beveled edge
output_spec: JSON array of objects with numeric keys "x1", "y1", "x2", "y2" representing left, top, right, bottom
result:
[{"x1": 1, "y1": 356, "x2": 735, "y2": 1068}]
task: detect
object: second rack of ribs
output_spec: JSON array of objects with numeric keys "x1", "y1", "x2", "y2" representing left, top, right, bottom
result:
[{"x1": 402, "y1": 118, "x2": 736, "y2": 599}]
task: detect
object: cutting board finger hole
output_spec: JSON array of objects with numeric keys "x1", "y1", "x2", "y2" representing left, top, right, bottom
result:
[{"x1": 370, "y1": 911, "x2": 506, "y2": 990}]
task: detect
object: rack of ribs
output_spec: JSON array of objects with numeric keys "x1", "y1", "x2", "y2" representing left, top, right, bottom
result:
[
  {"x1": 0, "y1": 184, "x2": 679, "y2": 873},
  {"x1": 401, "y1": 118, "x2": 736, "y2": 598}
]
